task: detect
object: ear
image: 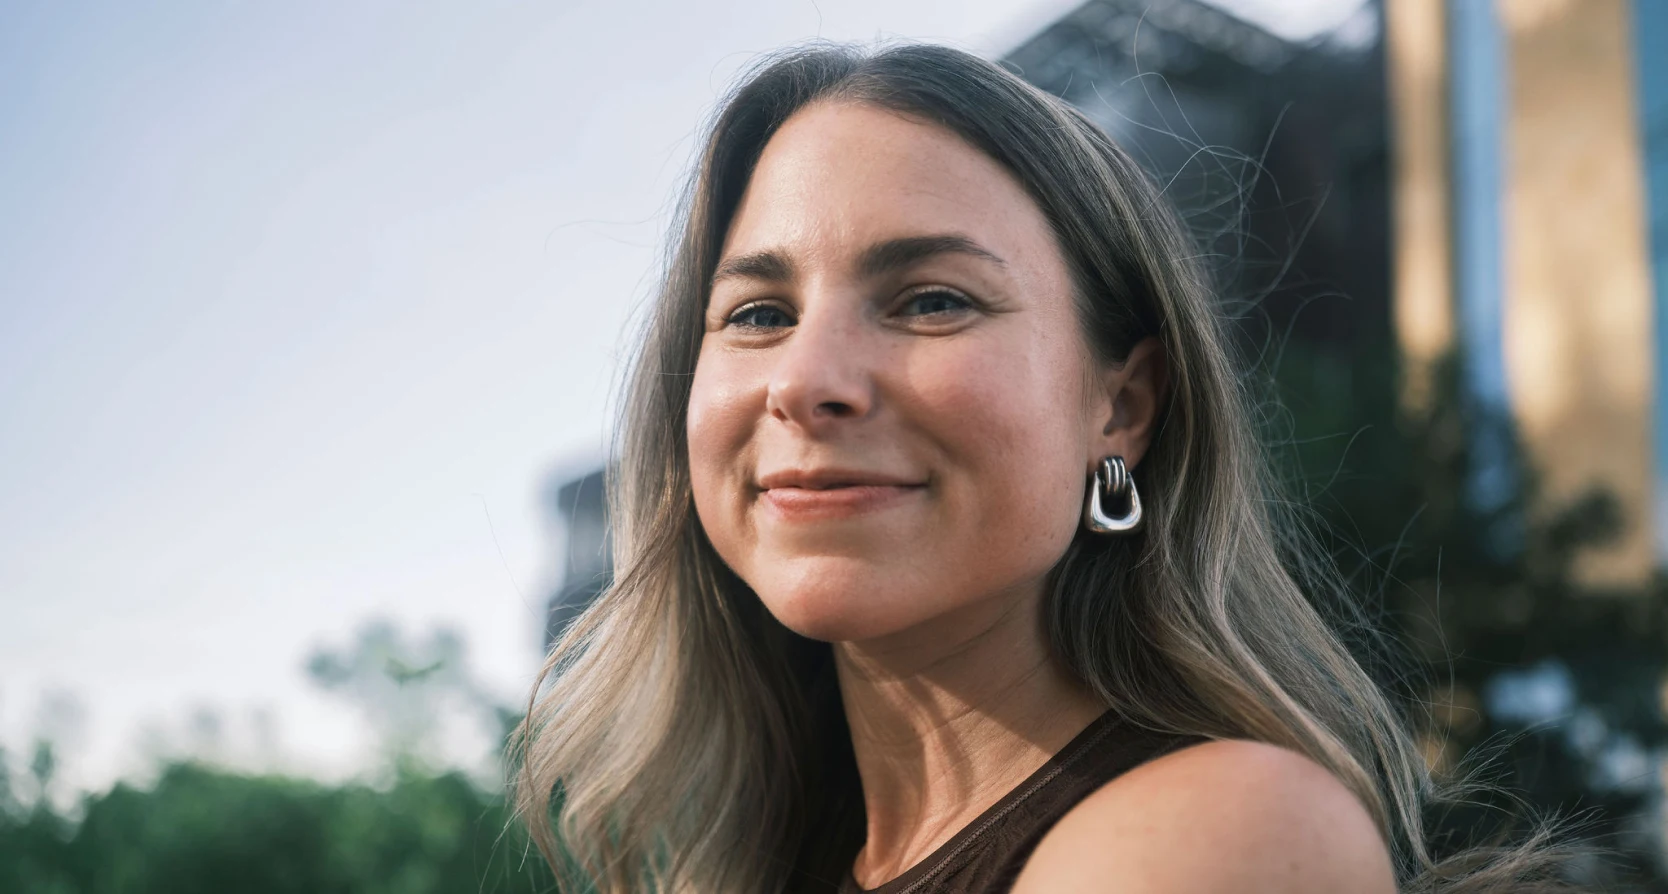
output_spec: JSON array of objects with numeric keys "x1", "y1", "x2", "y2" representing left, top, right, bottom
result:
[{"x1": 1087, "y1": 336, "x2": 1168, "y2": 472}]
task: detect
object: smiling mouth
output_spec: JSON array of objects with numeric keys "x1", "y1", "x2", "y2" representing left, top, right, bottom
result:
[{"x1": 759, "y1": 483, "x2": 925, "y2": 519}]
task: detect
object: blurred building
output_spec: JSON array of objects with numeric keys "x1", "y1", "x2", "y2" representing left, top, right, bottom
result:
[
  {"x1": 543, "y1": 467, "x2": 610, "y2": 648},
  {"x1": 1387, "y1": 0, "x2": 1667, "y2": 586},
  {"x1": 1004, "y1": 0, "x2": 1391, "y2": 354},
  {"x1": 1638, "y1": 0, "x2": 1668, "y2": 565},
  {"x1": 1005, "y1": 0, "x2": 1668, "y2": 588}
]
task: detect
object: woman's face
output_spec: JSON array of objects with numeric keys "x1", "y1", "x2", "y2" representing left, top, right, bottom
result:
[{"x1": 688, "y1": 101, "x2": 1134, "y2": 644}]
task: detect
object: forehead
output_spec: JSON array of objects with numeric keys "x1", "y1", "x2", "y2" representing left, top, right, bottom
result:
[{"x1": 722, "y1": 101, "x2": 1062, "y2": 271}]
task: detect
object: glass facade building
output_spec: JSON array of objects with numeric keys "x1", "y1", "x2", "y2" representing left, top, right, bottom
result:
[
  {"x1": 1640, "y1": 0, "x2": 1668, "y2": 559},
  {"x1": 1390, "y1": 0, "x2": 1663, "y2": 584}
]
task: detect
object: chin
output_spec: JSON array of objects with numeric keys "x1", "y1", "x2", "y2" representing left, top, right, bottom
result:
[
  {"x1": 770, "y1": 604, "x2": 903, "y2": 644},
  {"x1": 750, "y1": 558, "x2": 924, "y2": 643}
]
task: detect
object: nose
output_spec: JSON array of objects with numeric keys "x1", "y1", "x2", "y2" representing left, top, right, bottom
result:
[{"x1": 764, "y1": 301, "x2": 876, "y2": 432}]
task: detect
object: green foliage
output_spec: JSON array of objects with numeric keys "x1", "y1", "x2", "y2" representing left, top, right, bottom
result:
[
  {"x1": 0, "y1": 761, "x2": 551, "y2": 894},
  {"x1": 0, "y1": 620, "x2": 554, "y2": 893}
]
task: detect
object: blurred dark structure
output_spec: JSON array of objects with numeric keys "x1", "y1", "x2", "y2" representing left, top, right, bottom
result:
[
  {"x1": 1004, "y1": 0, "x2": 1390, "y2": 353},
  {"x1": 543, "y1": 467, "x2": 610, "y2": 649}
]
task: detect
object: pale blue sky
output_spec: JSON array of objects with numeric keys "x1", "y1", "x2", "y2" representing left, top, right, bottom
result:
[{"x1": 0, "y1": 0, "x2": 1356, "y2": 789}]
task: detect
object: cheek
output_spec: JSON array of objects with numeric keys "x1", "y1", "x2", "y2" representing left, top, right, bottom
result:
[
  {"x1": 908, "y1": 340, "x2": 1090, "y2": 575},
  {"x1": 686, "y1": 350, "x2": 763, "y2": 560}
]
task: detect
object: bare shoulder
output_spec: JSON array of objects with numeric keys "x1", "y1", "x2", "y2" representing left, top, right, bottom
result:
[{"x1": 1012, "y1": 738, "x2": 1397, "y2": 894}]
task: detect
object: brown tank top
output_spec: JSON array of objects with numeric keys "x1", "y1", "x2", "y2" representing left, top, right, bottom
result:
[{"x1": 835, "y1": 711, "x2": 1200, "y2": 894}]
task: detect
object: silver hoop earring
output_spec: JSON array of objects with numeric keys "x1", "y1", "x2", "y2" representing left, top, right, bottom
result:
[{"x1": 1084, "y1": 455, "x2": 1143, "y2": 534}]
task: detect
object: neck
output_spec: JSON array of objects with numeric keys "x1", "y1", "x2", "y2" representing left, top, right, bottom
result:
[{"x1": 836, "y1": 584, "x2": 1106, "y2": 887}]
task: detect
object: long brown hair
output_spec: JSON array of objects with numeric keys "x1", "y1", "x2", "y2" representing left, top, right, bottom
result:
[{"x1": 515, "y1": 42, "x2": 1578, "y2": 893}]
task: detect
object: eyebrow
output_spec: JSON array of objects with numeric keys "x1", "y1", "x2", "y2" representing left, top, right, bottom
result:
[
  {"x1": 858, "y1": 234, "x2": 1007, "y2": 278},
  {"x1": 711, "y1": 250, "x2": 794, "y2": 285},
  {"x1": 710, "y1": 233, "x2": 1006, "y2": 287}
]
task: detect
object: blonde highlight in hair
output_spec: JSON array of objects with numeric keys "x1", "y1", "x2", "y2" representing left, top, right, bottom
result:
[{"x1": 514, "y1": 42, "x2": 1579, "y2": 894}]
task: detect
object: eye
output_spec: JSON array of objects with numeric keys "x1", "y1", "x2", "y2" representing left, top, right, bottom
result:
[
  {"x1": 726, "y1": 302, "x2": 795, "y2": 330},
  {"x1": 899, "y1": 287, "x2": 973, "y2": 318}
]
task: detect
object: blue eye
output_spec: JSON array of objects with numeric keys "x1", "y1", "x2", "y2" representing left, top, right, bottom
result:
[
  {"x1": 901, "y1": 288, "x2": 972, "y2": 317},
  {"x1": 727, "y1": 303, "x2": 794, "y2": 329}
]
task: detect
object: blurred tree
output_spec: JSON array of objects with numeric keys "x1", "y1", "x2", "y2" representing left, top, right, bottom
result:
[
  {"x1": 0, "y1": 619, "x2": 552, "y2": 893},
  {"x1": 1268, "y1": 332, "x2": 1668, "y2": 888},
  {"x1": 0, "y1": 763, "x2": 550, "y2": 894},
  {"x1": 305, "y1": 619, "x2": 506, "y2": 772}
]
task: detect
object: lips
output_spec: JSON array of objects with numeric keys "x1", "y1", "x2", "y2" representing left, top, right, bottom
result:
[
  {"x1": 756, "y1": 468, "x2": 926, "y2": 520},
  {"x1": 760, "y1": 484, "x2": 923, "y2": 519},
  {"x1": 757, "y1": 468, "x2": 924, "y2": 490}
]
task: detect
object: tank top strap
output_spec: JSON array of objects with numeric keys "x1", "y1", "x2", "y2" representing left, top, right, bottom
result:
[{"x1": 839, "y1": 710, "x2": 1203, "y2": 894}]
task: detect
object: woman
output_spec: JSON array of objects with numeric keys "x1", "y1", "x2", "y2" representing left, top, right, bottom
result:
[{"x1": 517, "y1": 43, "x2": 1571, "y2": 893}]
